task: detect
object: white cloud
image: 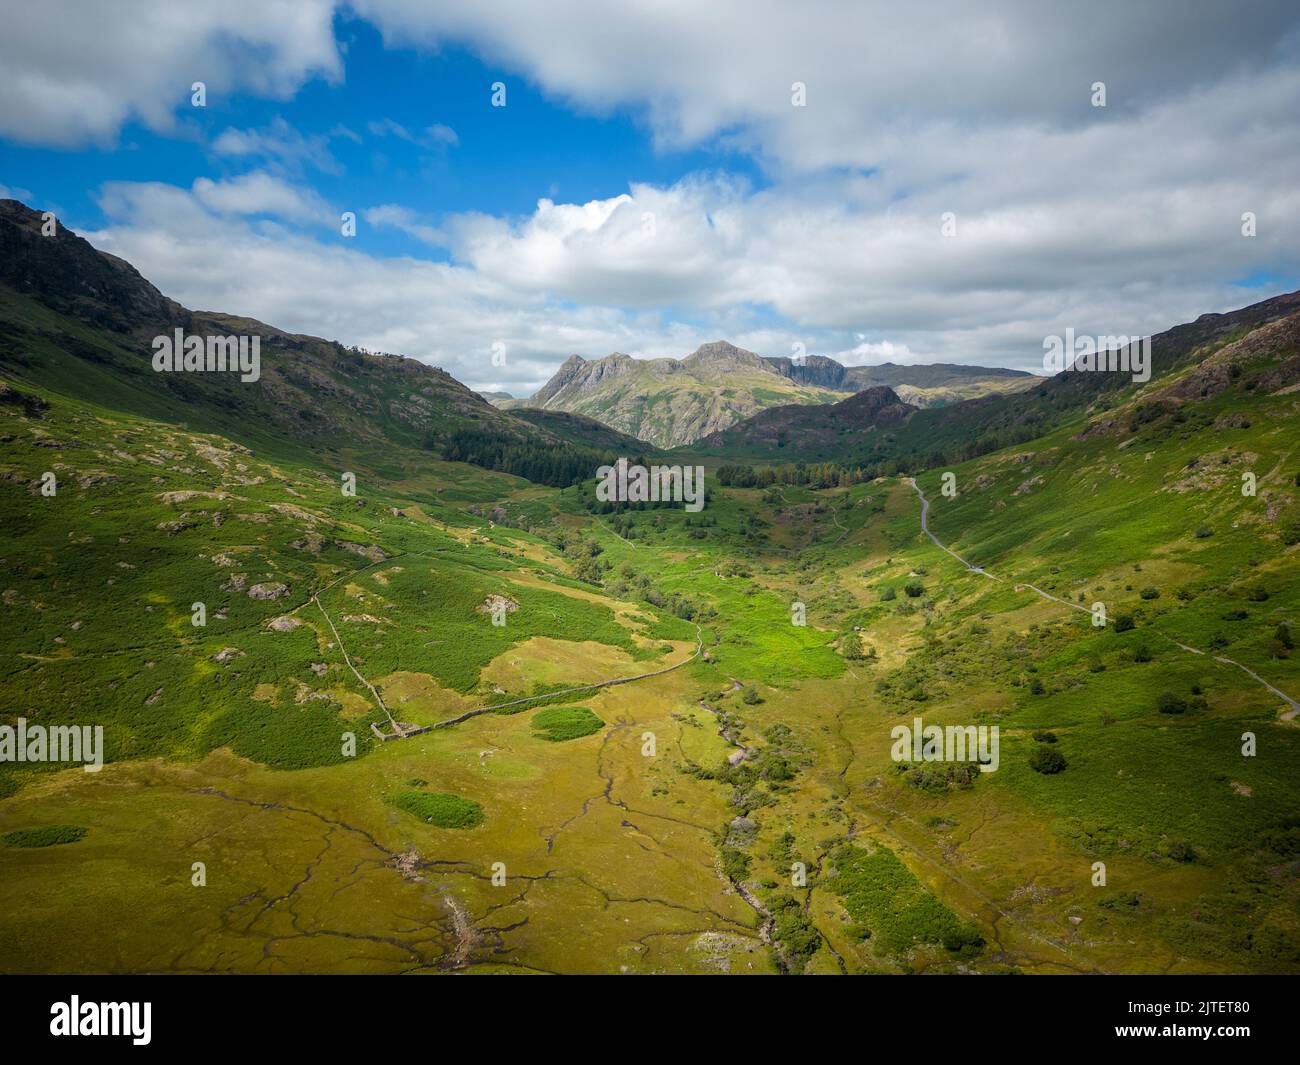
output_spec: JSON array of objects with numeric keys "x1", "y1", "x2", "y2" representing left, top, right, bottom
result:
[
  {"x1": 11, "y1": 3, "x2": 1300, "y2": 392},
  {"x1": 211, "y1": 117, "x2": 341, "y2": 174},
  {"x1": 191, "y1": 172, "x2": 332, "y2": 224},
  {"x1": 363, "y1": 204, "x2": 447, "y2": 246},
  {"x1": 0, "y1": 1, "x2": 341, "y2": 146},
  {"x1": 367, "y1": 118, "x2": 459, "y2": 151}
]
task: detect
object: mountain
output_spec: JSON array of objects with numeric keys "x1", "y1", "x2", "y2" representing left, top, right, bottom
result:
[
  {"x1": 0, "y1": 199, "x2": 596, "y2": 481},
  {"x1": 504, "y1": 341, "x2": 846, "y2": 448},
  {"x1": 699, "y1": 289, "x2": 1300, "y2": 467},
  {"x1": 511, "y1": 342, "x2": 1035, "y2": 447},
  {"x1": 4, "y1": 199, "x2": 1300, "y2": 978},
  {"x1": 477, "y1": 390, "x2": 514, "y2": 403},
  {"x1": 694, "y1": 384, "x2": 918, "y2": 455},
  {"x1": 764, "y1": 355, "x2": 1036, "y2": 407},
  {"x1": 508, "y1": 407, "x2": 655, "y2": 453}
]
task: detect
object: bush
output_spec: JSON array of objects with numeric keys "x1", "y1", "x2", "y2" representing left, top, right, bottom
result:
[
  {"x1": 532, "y1": 705, "x2": 605, "y2": 742},
  {"x1": 1194, "y1": 525, "x2": 1214, "y2": 539},
  {"x1": 1029, "y1": 677, "x2": 1045, "y2": 695},
  {"x1": 391, "y1": 791, "x2": 484, "y2": 829},
  {"x1": 2, "y1": 825, "x2": 87, "y2": 848},
  {"x1": 1133, "y1": 644, "x2": 1152, "y2": 663},
  {"x1": 1031, "y1": 730, "x2": 1058, "y2": 743},
  {"x1": 1028, "y1": 745, "x2": 1067, "y2": 774},
  {"x1": 1114, "y1": 614, "x2": 1135, "y2": 633},
  {"x1": 904, "y1": 582, "x2": 925, "y2": 598},
  {"x1": 1156, "y1": 691, "x2": 1187, "y2": 715},
  {"x1": 1139, "y1": 587, "x2": 1160, "y2": 600},
  {"x1": 741, "y1": 686, "x2": 761, "y2": 705},
  {"x1": 880, "y1": 586, "x2": 897, "y2": 602}
]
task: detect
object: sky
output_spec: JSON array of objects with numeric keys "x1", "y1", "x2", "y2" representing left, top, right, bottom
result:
[{"x1": 2, "y1": 0, "x2": 1299, "y2": 397}]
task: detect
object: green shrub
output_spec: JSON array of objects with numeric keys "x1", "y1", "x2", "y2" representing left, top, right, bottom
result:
[
  {"x1": 532, "y1": 705, "x2": 605, "y2": 742},
  {"x1": 2, "y1": 825, "x2": 87, "y2": 848},
  {"x1": 391, "y1": 791, "x2": 484, "y2": 828},
  {"x1": 1156, "y1": 691, "x2": 1187, "y2": 714},
  {"x1": 1028, "y1": 745, "x2": 1067, "y2": 774}
]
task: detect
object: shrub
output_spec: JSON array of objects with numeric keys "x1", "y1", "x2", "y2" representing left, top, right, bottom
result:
[
  {"x1": 532, "y1": 705, "x2": 605, "y2": 742},
  {"x1": 1114, "y1": 614, "x2": 1135, "y2": 633},
  {"x1": 1029, "y1": 677, "x2": 1045, "y2": 695},
  {"x1": 1028, "y1": 745, "x2": 1067, "y2": 774},
  {"x1": 1194, "y1": 525, "x2": 1214, "y2": 539},
  {"x1": 880, "y1": 586, "x2": 897, "y2": 602},
  {"x1": 741, "y1": 686, "x2": 761, "y2": 705},
  {"x1": 391, "y1": 791, "x2": 484, "y2": 829},
  {"x1": 1032, "y1": 730, "x2": 1058, "y2": 743},
  {"x1": 1156, "y1": 691, "x2": 1187, "y2": 714},
  {"x1": 1139, "y1": 587, "x2": 1160, "y2": 600},
  {"x1": 904, "y1": 583, "x2": 925, "y2": 598},
  {"x1": 2, "y1": 825, "x2": 87, "y2": 848}
]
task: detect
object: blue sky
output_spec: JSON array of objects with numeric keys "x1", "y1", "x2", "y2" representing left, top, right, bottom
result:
[
  {"x1": 0, "y1": 15, "x2": 764, "y2": 260},
  {"x1": 2, "y1": 2, "x2": 1298, "y2": 395}
]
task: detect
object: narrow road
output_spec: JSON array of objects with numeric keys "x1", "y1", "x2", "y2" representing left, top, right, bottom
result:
[
  {"x1": 908, "y1": 477, "x2": 1298, "y2": 712},
  {"x1": 313, "y1": 595, "x2": 397, "y2": 728},
  {"x1": 424, "y1": 624, "x2": 705, "y2": 733}
]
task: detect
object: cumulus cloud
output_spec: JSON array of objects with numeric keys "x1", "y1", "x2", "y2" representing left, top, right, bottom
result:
[
  {"x1": 190, "y1": 172, "x2": 332, "y2": 224},
  {"x1": 85, "y1": 180, "x2": 753, "y2": 395},
  {"x1": 9, "y1": 2, "x2": 1300, "y2": 390},
  {"x1": 0, "y1": 1, "x2": 341, "y2": 146}
]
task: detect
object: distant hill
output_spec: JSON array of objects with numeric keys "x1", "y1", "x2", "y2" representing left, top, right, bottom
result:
[
  {"x1": 0, "y1": 199, "x2": 590, "y2": 480},
  {"x1": 696, "y1": 289, "x2": 1300, "y2": 467},
  {"x1": 509, "y1": 407, "x2": 653, "y2": 454},
  {"x1": 508, "y1": 342, "x2": 1033, "y2": 447},
  {"x1": 477, "y1": 390, "x2": 514, "y2": 404},
  {"x1": 763, "y1": 355, "x2": 1036, "y2": 407}
]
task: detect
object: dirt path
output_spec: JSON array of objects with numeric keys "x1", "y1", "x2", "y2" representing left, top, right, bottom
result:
[
  {"x1": 426, "y1": 624, "x2": 705, "y2": 733},
  {"x1": 313, "y1": 595, "x2": 397, "y2": 728},
  {"x1": 908, "y1": 477, "x2": 1298, "y2": 711}
]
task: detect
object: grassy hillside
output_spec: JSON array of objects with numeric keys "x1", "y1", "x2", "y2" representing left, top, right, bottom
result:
[{"x1": 1, "y1": 203, "x2": 1297, "y2": 976}]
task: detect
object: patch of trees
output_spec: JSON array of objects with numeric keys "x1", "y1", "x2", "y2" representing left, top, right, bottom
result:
[
  {"x1": 716, "y1": 461, "x2": 874, "y2": 489},
  {"x1": 441, "y1": 429, "x2": 615, "y2": 487}
]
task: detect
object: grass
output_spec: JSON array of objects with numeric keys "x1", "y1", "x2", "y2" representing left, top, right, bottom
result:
[{"x1": 0, "y1": 292, "x2": 1297, "y2": 974}]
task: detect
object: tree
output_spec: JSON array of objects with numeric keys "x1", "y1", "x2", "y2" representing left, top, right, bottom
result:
[
  {"x1": 741, "y1": 686, "x2": 761, "y2": 705},
  {"x1": 1028, "y1": 745, "x2": 1067, "y2": 774},
  {"x1": 840, "y1": 632, "x2": 865, "y2": 660},
  {"x1": 1156, "y1": 691, "x2": 1187, "y2": 714}
]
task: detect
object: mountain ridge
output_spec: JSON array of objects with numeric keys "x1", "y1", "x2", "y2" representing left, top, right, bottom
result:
[{"x1": 507, "y1": 340, "x2": 1035, "y2": 447}]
